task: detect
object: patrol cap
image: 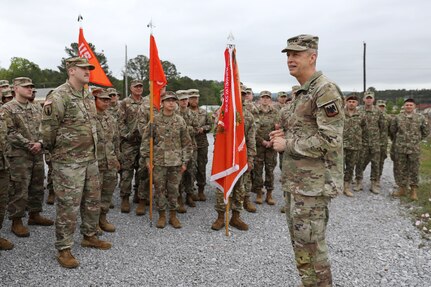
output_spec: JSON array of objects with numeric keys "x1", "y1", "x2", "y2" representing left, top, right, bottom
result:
[
  {"x1": 240, "y1": 84, "x2": 247, "y2": 94},
  {"x1": 161, "y1": 91, "x2": 178, "y2": 101},
  {"x1": 376, "y1": 100, "x2": 386, "y2": 107},
  {"x1": 282, "y1": 34, "x2": 319, "y2": 53},
  {"x1": 363, "y1": 90, "x2": 375, "y2": 99},
  {"x1": 2, "y1": 88, "x2": 13, "y2": 98},
  {"x1": 0, "y1": 80, "x2": 9, "y2": 87},
  {"x1": 176, "y1": 90, "x2": 189, "y2": 100},
  {"x1": 90, "y1": 85, "x2": 104, "y2": 96},
  {"x1": 245, "y1": 87, "x2": 253, "y2": 94},
  {"x1": 277, "y1": 91, "x2": 287, "y2": 97},
  {"x1": 13, "y1": 77, "x2": 35, "y2": 88},
  {"x1": 345, "y1": 93, "x2": 359, "y2": 101},
  {"x1": 187, "y1": 89, "x2": 200, "y2": 98},
  {"x1": 65, "y1": 57, "x2": 95, "y2": 70},
  {"x1": 260, "y1": 90, "x2": 272, "y2": 98},
  {"x1": 107, "y1": 87, "x2": 119, "y2": 96},
  {"x1": 130, "y1": 79, "x2": 144, "y2": 87},
  {"x1": 94, "y1": 89, "x2": 111, "y2": 99},
  {"x1": 404, "y1": 98, "x2": 415, "y2": 104}
]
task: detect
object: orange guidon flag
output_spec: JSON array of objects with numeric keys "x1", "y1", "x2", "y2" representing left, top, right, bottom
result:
[
  {"x1": 78, "y1": 28, "x2": 113, "y2": 87},
  {"x1": 210, "y1": 46, "x2": 247, "y2": 203},
  {"x1": 149, "y1": 34, "x2": 167, "y2": 111}
]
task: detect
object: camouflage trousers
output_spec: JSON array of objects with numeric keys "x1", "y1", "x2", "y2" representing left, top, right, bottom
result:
[
  {"x1": 180, "y1": 158, "x2": 196, "y2": 196},
  {"x1": 243, "y1": 170, "x2": 253, "y2": 197},
  {"x1": 153, "y1": 165, "x2": 182, "y2": 211},
  {"x1": 0, "y1": 169, "x2": 9, "y2": 230},
  {"x1": 137, "y1": 158, "x2": 150, "y2": 201},
  {"x1": 99, "y1": 168, "x2": 117, "y2": 214},
  {"x1": 52, "y1": 160, "x2": 100, "y2": 251},
  {"x1": 378, "y1": 145, "x2": 388, "y2": 181},
  {"x1": 253, "y1": 145, "x2": 277, "y2": 192},
  {"x1": 119, "y1": 141, "x2": 140, "y2": 197},
  {"x1": 278, "y1": 152, "x2": 284, "y2": 170},
  {"x1": 214, "y1": 176, "x2": 245, "y2": 212},
  {"x1": 343, "y1": 149, "x2": 360, "y2": 182},
  {"x1": 196, "y1": 146, "x2": 208, "y2": 188},
  {"x1": 7, "y1": 154, "x2": 44, "y2": 219},
  {"x1": 390, "y1": 145, "x2": 401, "y2": 186},
  {"x1": 356, "y1": 146, "x2": 380, "y2": 181},
  {"x1": 397, "y1": 153, "x2": 420, "y2": 188},
  {"x1": 45, "y1": 155, "x2": 54, "y2": 194},
  {"x1": 286, "y1": 193, "x2": 332, "y2": 287}
]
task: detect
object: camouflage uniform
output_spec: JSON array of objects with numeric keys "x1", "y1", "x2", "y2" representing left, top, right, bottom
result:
[
  {"x1": 343, "y1": 107, "x2": 365, "y2": 183},
  {"x1": 282, "y1": 69, "x2": 344, "y2": 286},
  {"x1": 278, "y1": 101, "x2": 294, "y2": 171},
  {"x1": 41, "y1": 80, "x2": 100, "y2": 250},
  {"x1": 0, "y1": 109, "x2": 9, "y2": 233},
  {"x1": 2, "y1": 98, "x2": 45, "y2": 219},
  {"x1": 140, "y1": 112, "x2": 192, "y2": 211},
  {"x1": 192, "y1": 107, "x2": 212, "y2": 191},
  {"x1": 390, "y1": 112, "x2": 430, "y2": 188},
  {"x1": 378, "y1": 112, "x2": 391, "y2": 181}
]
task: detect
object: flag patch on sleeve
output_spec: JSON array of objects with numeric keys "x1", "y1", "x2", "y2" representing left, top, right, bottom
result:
[{"x1": 323, "y1": 102, "x2": 339, "y2": 117}]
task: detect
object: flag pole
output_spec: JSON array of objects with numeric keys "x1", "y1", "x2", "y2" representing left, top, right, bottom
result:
[
  {"x1": 125, "y1": 45, "x2": 128, "y2": 97},
  {"x1": 225, "y1": 197, "x2": 230, "y2": 236},
  {"x1": 147, "y1": 20, "x2": 155, "y2": 227}
]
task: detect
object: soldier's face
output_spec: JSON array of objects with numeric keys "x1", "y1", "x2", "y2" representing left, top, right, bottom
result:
[
  {"x1": 287, "y1": 50, "x2": 316, "y2": 78},
  {"x1": 378, "y1": 105, "x2": 385, "y2": 112},
  {"x1": 404, "y1": 102, "x2": 415, "y2": 113},
  {"x1": 261, "y1": 96, "x2": 271, "y2": 106},
  {"x1": 278, "y1": 96, "x2": 287, "y2": 104},
  {"x1": 130, "y1": 85, "x2": 143, "y2": 96},
  {"x1": 71, "y1": 66, "x2": 91, "y2": 85},
  {"x1": 245, "y1": 92, "x2": 253, "y2": 101},
  {"x1": 95, "y1": 97, "x2": 111, "y2": 112},
  {"x1": 364, "y1": 96, "x2": 374, "y2": 106},
  {"x1": 15, "y1": 85, "x2": 33, "y2": 100},
  {"x1": 162, "y1": 98, "x2": 177, "y2": 112},
  {"x1": 179, "y1": 98, "x2": 189, "y2": 108},
  {"x1": 189, "y1": 97, "x2": 199, "y2": 107},
  {"x1": 110, "y1": 94, "x2": 118, "y2": 104},
  {"x1": 346, "y1": 99, "x2": 358, "y2": 110}
]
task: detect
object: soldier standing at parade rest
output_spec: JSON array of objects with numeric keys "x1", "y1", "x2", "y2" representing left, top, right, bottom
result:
[
  {"x1": 141, "y1": 91, "x2": 192, "y2": 229},
  {"x1": 376, "y1": 100, "x2": 390, "y2": 188},
  {"x1": 343, "y1": 93, "x2": 366, "y2": 197},
  {"x1": 271, "y1": 34, "x2": 344, "y2": 286},
  {"x1": 188, "y1": 89, "x2": 212, "y2": 201},
  {"x1": 2, "y1": 77, "x2": 54, "y2": 238},
  {"x1": 390, "y1": 98, "x2": 430, "y2": 200},
  {"x1": 41, "y1": 57, "x2": 112, "y2": 269}
]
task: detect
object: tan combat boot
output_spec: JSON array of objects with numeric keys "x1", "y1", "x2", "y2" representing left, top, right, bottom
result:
[
  {"x1": 343, "y1": 181, "x2": 354, "y2": 197},
  {"x1": 243, "y1": 196, "x2": 257, "y2": 213},
  {"x1": 0, "y1": 237, "x2": 14, "y2": 250},
  {"x1": 370, "y1": 180, "x2": 380, "y2": 194},
  {"x1": 57, "y1": 249, "x2": 79, "y2": 268},
  {"x1": 169, "y1": 210, "x2": 182, "y2": 229},
  {"x1": 99, "y1": 213, "x2": 115, "y2": 232},
  {"x1": 191, "y1": 192, "x2": 199, "y2": 201},
  {"x1": 410, "y1": 186, "x2": 418, "y2": 201},
  {"x1": 197, "y1": 186, "x2": 206, "y2": 201},
  {"x1": 265, "y1": 190, "x2": 276, "y2": 205},
  {"x1": 11, "y1": 218, "x2": 30, "y2": 237},
  {"x1": 121, "y1": 196, "x2": 130, "y2": 213},
  {"x1": 211, "y1": 211, "x2": 225, "y2": 230},
  {"x1": 135, "y1": 199, "x2": 146, "y2": 216},
  {"x1": 46, "y1": 191, "x2": 55, "y2": 205},
  {"x1": 109, "y1": 200, "x2": 114, "y2": 209},
  {"x1": 392, "y1": 186, "x2": 406, "y2": 197},
  {"x1": 186, "y1": 194, "x2": 196, "y2": 207},
  {"x1": 156, "y1": 210, "x2": 166, "y2": 229},
  {"x1": 230, "y1": 210, "x2": 249, "y2": 231},
  {"x1": 81, "y1": 235, "x2": 112, "y2": 250},
  {"x1": 28, "y1": 212, "x2": 54, "y2": 226},
  {"x1": 177, "y1": 196, "x2": 187, "y2": 214},
  {"x1": 353, "y1": 179, "x2": 363, "y2": 192},
  {"x1": 255, "y1": 190, "x2": 263, "y2": 204}
]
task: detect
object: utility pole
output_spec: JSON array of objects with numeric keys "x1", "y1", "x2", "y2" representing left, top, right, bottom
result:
[
  {"x1": 363, "y1": 42, "x2": 366, "y2": 93},
  {"x1": 124, "y1": 44, "x2": 128, "y2": 97}
]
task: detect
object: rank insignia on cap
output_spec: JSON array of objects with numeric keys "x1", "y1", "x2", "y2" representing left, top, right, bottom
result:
[{"x1": 323, "y1": 102, "x2": 339, "y2": 117}]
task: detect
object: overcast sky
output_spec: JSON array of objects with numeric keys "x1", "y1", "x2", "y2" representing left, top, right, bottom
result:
[{"x1": 1, "y1": 0, "x2": 430, "y2": 92}]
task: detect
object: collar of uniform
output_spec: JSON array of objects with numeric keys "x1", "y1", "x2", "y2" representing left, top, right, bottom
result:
[
  {"x1": 344, "y1": 107, "x2": 360, "y2": 116},
  {"x1": 297, "y1": 71, "x2": 323, "y2": 94},
  {"x1": 11, "y1": 98, "x2": 31, "y2": 110},
  {"x1": 66, "y1": 80, "x2": 87, "y2": 98}
]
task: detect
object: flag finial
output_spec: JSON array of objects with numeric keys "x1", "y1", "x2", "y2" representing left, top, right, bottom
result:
[
  {"x1": 77, "y1": 14, "x2": 83, "y2": 22},
  {"x1": 147, "y1": 19, "x2": 156, "y2": 34},
  {"x1": 227, "y1": 32, "x2": 235, "y2": 46}
]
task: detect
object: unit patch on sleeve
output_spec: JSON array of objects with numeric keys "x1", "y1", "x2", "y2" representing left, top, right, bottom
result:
[{"x1": 323, "y1": 101, "x2": 339, "y2": 117}]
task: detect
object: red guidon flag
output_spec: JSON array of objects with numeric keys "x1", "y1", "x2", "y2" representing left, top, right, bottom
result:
[
  {"x1": 210, "y1": 46, "x2": 247, "y2": 203},
  {"x1": 149, "y1": 34, "x2": 167, "y2": 111},
  {"x1": 78, "y1": 28, "x2": 112, "y2": 87}
]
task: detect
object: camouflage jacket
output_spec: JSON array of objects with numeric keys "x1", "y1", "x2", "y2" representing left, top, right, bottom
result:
[
  {"x1": 118, "y1": 95, "x2": 146, "y2": 144},
  {"x1": 192, "y1": 107, "x2": 212, "y2": 148},
  {"x1": 2, "y1": 98, "x2": 43, "y2": 157},
  {"x1": 243, "y1": 107, "x2": 257, "y2": 167},
  {"x1": 272, "y1": 102, "x2": 287, "y2": 111},
  {"x1": 343, "y1": 108, "x2": 365, "y2": 150},
  {"x1": 358, "y1": 105, "x2": 384, "y2": 150},
  {"x1": 0, "y1": 109, "x2": 9, "y2": 170},
  {"x1": 141, "y1": 112, "x2": 192, "y2": 167},
  {"x1": 177, "y1": 107, "x2": 199, "y2": 149},
  {"x1": 283, "y1": 71, "x2": 344, "y2": 197},
  {"x1": 255, "y1": 105, "x2": 279, "y2": 146},
  {"x1": 244, "y1": 100, "x2": 260, "y2": 117},
  {"x1": 390, "y1": 112, "x2": 430, "y2": 154},
  {"x1": 108, "y1": 102, "x2": 120, "y2": 123},
  {"x1": 40, "y1": 81, "x2": 98, "y2": 164},
  {"x1": 380, "y1": 112, "x2": 391, "y2": 147},
  {"x1": 279, "y1": 102, "x2": 294, "y2": 132},
  {"x1": 95, "y1": 110, "x2": 120, "y2": 171}
]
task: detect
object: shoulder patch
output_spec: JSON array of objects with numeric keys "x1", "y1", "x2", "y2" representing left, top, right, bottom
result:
[
  {"x1": 323, "y1": 101, "x2": 339, "y2": 117},
  {"x1": 43, "y1": 100, "x2": 52, "y2": 116}
]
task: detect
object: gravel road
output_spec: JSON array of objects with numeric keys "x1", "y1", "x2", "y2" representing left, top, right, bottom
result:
[{"x1": 1, "y1": 138, "x2": 430, "y2": 287}]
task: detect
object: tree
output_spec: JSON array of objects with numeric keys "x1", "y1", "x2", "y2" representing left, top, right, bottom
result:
[
  {"x1": 7, "y1": 57, "x2": 42, "y2": 82},
  {"x1": 161, "y1": 60, "x2": 180, "y2": 81},
  {"x1": 126, "y1": 55, "x2": 149, "y2": 81}
]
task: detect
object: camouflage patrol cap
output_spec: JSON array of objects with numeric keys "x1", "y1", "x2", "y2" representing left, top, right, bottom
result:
[
  {"x1": 240, "y1": 84, "x2": 247, "y2": 94},
  {"x1": 282, "y1": 34, "x2": 319, "y2": 53},
  {"x1": 94, "y1": 89, "x2": 111, "y2": 99},
  {"x1": 90, "y1": 85, "x2": 104, "y2": 96},
  {"x1": 107, "y1": 87, "x2": 119, "y2": 96},
  {"x1": 277, "y1": 91, "x2": 287, "y2": 97},
  {"x1": 13, "y1": 77, "x2": 35, "y2": 87},
  {"x1": 161, "y1": 91, "x2": 178, "y2": 101},
  {"x1": 345, "y1": 93, "x2": 359, "y2": 101},
  {"x1": 376, "y1": 100, "x2": 386, "y2": 107},
  {"x1": 65, "y1": 57, "x2": 95, "y2": 70},
  {"x1": 130, "y1": 79, "x2": 144, "y2": 87},
  {"x1": 363, "y1": 90, "x2": 375, "y2": 99},
  {"x1": 0, "y1": 80, "x2": 9, "y2": 87},
  {"x1": 404, "y1": 98, "x2": 415, "y2": 104},
  {"x1": 176, "y1": 90, "x2": 189, "y2": 100},
  {"x1": 259, "y1": 90, "x2": 272, "y2": 98},
  {"x1": 245, "y1": 87, "x2": 253, "y2": 94},
  {"x1": 187, "y1": 89, "x2": 200, "y2": 98},
  {"x1": 2, "y1": 88, "x2": 13, "y2": 98}
]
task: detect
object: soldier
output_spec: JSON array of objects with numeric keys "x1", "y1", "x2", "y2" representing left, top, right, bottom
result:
[
  {"x1": 271, "y1": 34, "x2": 344, "y2": 286},
  {"x1": 94, "y1": 90, "x2": 121, "y2": 232},
  {"x1": 41, "y1": 57, "x2": 111, "y2": 269},
  {"x1": 107, "y1": 87, "x2": 120, "y2": 122},
  {"x1": 252, "y1": 90, "x2": 279, "y2": 205},
  {"x1": 0, "y1": 80, "x2": 9, "y2": 105},
  {"x1": 212, "y1": 87, "x2": 256, "y2": 230},
  {"x1": 273, "y1": 91, "x2": 288, "y2": 110},
  {"x1": 244, "y1": 87, "x2": 260, "y2": 116},
  {"x1": 140, "y1": 91, "x2": 192, "y2": 229},
  {"x1": 343, "y1": 93, "x2": 366, "y2": 197},
  {"x1": 42, "y1": 90, "x2": 56, "y2": 205},
  {"x1": 118, "y1": 79, "x2": 147, "y2": 213},
  {"x1": 0, "y1": 104, "x2": 13, "y2": 250},
  {"x1": 2, "y1": 88, "x2": 14, "y2": 104},
  {"x1": 355, "y1": 91, "x2": 384, "y2": 194},
  {"x1": 1, "y1": 77, "x2": 54, "y2": 238},
  {"x1": 376, "y1": 100, "x2": 390, "y2": 187},
  {"x1": 390, "y1": 98, "x2": 430, "y2": 200},
  {"x1": 188, "y1": 89, "x2": 212, "y2": 201}
]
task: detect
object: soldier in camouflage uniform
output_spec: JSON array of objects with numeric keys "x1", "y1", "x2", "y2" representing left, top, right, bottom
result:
[
  {"x1": 0, "y1": 106, "x2": 13, "y2": 250},
  {"x1": 272, "y1": 91, "x2": 289, "y2": 111},
  {"x1": 41, "y1": 57, "x2": 111, "y2": 269},
  {"x1": 272, "y1": 34, "x2": 344, "y2": 287},
  {"x1": 106, "y1": 87, "x2": 120, "y2": 209},
  {"x1": 94, "y1": 90, "x2": 121, "y2": 232},
  {"x1": 343, "y1": 93, "x2": 365, "y2": 197},
  {"x1": 141, "y1": 92, "x2": 192, "y2": 229},
  {"x1": 355, "y1": 91, "x2": 384, "y2": 194},
  {"x1": 2, "y1": 88, "x2": 14, "y2": 104},
  {"x1": 2, "y1": 77, "x2": 53, "y2": 238},
  {"x1": 376, "y1": 100, "x2": 390, "y2": 187},
  {"x1": 0, "y1": 80, "x2": 9, "y2": 106},
  {"x1": 189, "y1": 89, "x2": 212, "y2": 201},
  {"x1": 253, "y1": 90, "x2": 279, "y2": 205},
  {"x1": 390, "y1": 98, "x2": 430, "y2": 200}
]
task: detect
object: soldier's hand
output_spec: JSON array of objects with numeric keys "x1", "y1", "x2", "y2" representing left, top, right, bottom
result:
[
  {"x1": 269, "y1": 129, "x2": 285, "y2": 140},
  {"x1": 180, "y1": 164, "x2": 187, "y2": 173},
  {"x1": 114, "y1": 160, "x2": 121, "y2": 171},
  {"x1": 272, "y1": 137, "x2": 286, "y2": 152},
  {"x1": 29, "y1": 142, "x2": 42, "y2": 154}
]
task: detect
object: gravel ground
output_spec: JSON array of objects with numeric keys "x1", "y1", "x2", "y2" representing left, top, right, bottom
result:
[{"x1": 1, "y1": 138, "x2": 431, "y2": 286}]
